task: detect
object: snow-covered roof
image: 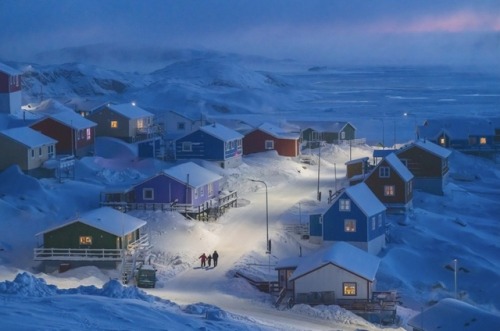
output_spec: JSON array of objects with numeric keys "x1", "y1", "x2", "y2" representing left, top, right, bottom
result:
[
  {"x1": 256, "y1": 122, "x2": 300, "y2": 139},
  {"x1": 340, "y1": 183, "x2": 386, "y2": 216},
  {"x1": 345, "y1": 157, "x2": 368, "y2": 166},
  {"x1": 373, "y1": 149, "x2": 396, "y2": 158},
  {"x1": 37, "y1": 207, "x2": 146, "y2": 237},
  {"x1": 0, "y1": 62, "x2": 21, "y2": 76},
  {"x1": 0, "y1": 127, "x2": 57, "y2": 148},
  {"x1": 289, "y1": 242, "x2": 381, "y2": 282},
  {"x1": 383, "y1": 153, "x2": 414, "y2": 181},
  {"x1": 418, "y1": 117, "x2": 498, "y2": 140},
  {"x1": 288, "y1": 120, "x2": 355, "y2": 132},
  {"x1": 163, "y1": 162, "x2": 222, "y2": 188},
  {"x1": 42, "y1": 110, "x2": 97, "y2": 130},
  {"x1": 398, "y1": 139, "x2": 451, "y2": 159},
  {"x1": 407, "y1": 298, "x2": 500, "y2": 331},
  {"x1": 108, "y1": 104, "x2": 154, "y2": 119},
  {"x1": 199, "y1": 123, "x2": 243, "y2": 141}
]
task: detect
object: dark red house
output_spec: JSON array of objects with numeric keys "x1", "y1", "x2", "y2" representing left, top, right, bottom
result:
[
  {"x1": 364, "y1": 153, "x2": 414, "y2": 212},
  {"x1": 243, "y1": 123, "x2": 300, "y2": 157},
  {"x1": 395, "y1": 139, "x2": 451, "y2": 195},
  {"x1": 30, "y1": 110, "x2": 97, "y2": 157},
  {"x1": 0, "y1": 62, "x2": 22, "y2": 117}
]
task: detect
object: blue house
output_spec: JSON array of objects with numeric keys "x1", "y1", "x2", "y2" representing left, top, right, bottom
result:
[
  {"x1": 309, "y1": 183, "x2": 387, "y2": 255},
  {"x1": 175, "y1": 123, "x2": 243, "y2": 168}
]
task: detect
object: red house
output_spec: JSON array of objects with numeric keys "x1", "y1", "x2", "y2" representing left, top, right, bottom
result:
[
  {"x1": 243, "y1": 123, "x2": 300, "y2": 157},
  {"x1": 0, "y1": 62, "x2": 22, "y2": 117},
  {"x1": 30, "y1": 110, "x2": 97, "y2": 157},
  {"x1": 364, "y1": 153, "x2": 414, "y2": 212}
]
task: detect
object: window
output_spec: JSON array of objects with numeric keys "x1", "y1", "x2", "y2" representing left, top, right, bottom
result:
[
  {"x1": 384, "y1": 185, "x2": 395, "y2": 196},
  {"x1": 143, "y1": 188, "x2": 154, "y2": 200},
  {"x1": 480, "y1": 137, "x2": 487, "y2": 145},
  {"x1": 371, "y1": 217, "x2": 376, "y2": 230},
  {"x1": 182, "y1": 142, "x2": 192, "y2": 152},
  {"x1": 31, "y1": 150, "x2": 34, "y2": 158},
  {"x1": 339, "y1": 199, "x2": 351, "y2": 212},
  {"x1": 39, "y1": 148, "x2": 42, "y2": 156},
  {"x1": 439, "y1": 137, "x2": 446, "y2": 146},
  {"x1": 86, "y1": 128, "x2": 91, "y2": 140},
  {"x1": 177, "y1": 122, "x2": 185, "y2": 130},
  {"x1": 344, "y1": 219, "x2": 356, "y2": 232},
  {"x1": 378, "y1": 214, "x2": 383, "y2": 228},
  {"x1": 408, "y1": 181, "x2": 412, "y2": 195},
  {"x1": 208, "y1": 182, "x2": 214, "y2": 196},
  {"x1": 341, "y1": 131, "x2": 346, "y2": 139},
  {"x1": 79, "y1": 236, "x2": 92, "y2": 246},
  {"x1": 137, "y1": 118, "x2": 144, "y2": 129},
  {"x1": 237, "y1": 139, "x2": 242, "y2": 147},
  {"x1": 200, "y1": 186, "x2": 204, "y2": 198},
  {"x1": 379, "y1": 166, "x2": 390, "y2": 178},
  {"x1": 343, "y1": 282, "x2": 357, "y2": 296},
  {"x1": 111, "y1": 120, "x2": 118, "y2": 128},
  {"x1": 194, "y1": 188, "x2": 198, "y2": 199},
  {"x1": 265, "y1": 140, "x2": 274, "y2": 150},
  {"x1": 48, "y1": 145, "x2": 55, "y2": 158}
]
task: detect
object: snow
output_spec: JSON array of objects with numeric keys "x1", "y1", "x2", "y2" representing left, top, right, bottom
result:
[
  {"x1": 199, "y1": 123, "x2": 244, "y2": 141},
  {"x1": 108, "y1": 103, "x2": 154, "y2": 119},
  {"x1": 0, "y1": 126, "x2": 57, "y2": 148},
  {"x1": 0, "y1": 55, "x2": 499, "y2": 330},
  {"x1": 163, "y1": 162, "x2": 222, "y2": 188},
  {"x1": 383, "y1": 153, "x2": 414, "y2": 182},
  {"x1": 343, "y1": 183, "x2": 386, "y2": 217}
]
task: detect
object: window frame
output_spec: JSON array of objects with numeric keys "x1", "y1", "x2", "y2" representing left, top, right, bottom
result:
[
  {"x1": 343, "y1": 282, "x2": 357, "y2": 296},
  {"x1": 344, "y1": 219, "x2": 356, "y2": 232},
  {"x1": 265, "y1": 140, "x2": 275, "y2": 150},
  {"x1": 384, "y1": 185, "x2": 395, "y2": 196},
  {"x1": 79, "y1": 236, "x2": 93, "y2": 246},
  {"x1": 182, "y1": 142, "x2": 192, "y2": 152},
  {"x1": 143, "y1": 188, "x2": 154, "y2": 200},
  {"x1": 339, "y1": 199, "x2": 351, "y2": 212},
  {"x1": 379, "y1": 166, "x2": 390, "y2": 178},
  {"x1": 110, "y1": 120, "x2": 118, "y2": 129}
]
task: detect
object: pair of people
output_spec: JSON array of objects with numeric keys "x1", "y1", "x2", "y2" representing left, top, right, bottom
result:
[{"x1": 199, "y1": 250, "x2": 219, "y2": 268}]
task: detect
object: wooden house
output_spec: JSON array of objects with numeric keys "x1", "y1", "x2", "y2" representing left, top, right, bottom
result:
[
  {"x1": 290, "y1": 120, "x2": 356, "y2": 146},
  {"x1": 164, "y1": 110, "x2": 208, "y2": 140},
  {"x1": 0, "y1": 127, "x2": 57, "y2": 172},
  {"x1": 0, "y1": 62, "x2": 22, "y2": 117},
  {"x1": 175, "y1": 123, "x2": 243, "y2": 168},
  {"x1": 30, "y1": 110, "x2": 97, "y2": 157},
  {"x1": 395, "y1": 139, "x2": 452, "y2": 195},
  {"x1": 407, "y1": 298, "x2": 500, "y2": 331},
  {"x1": 34, "y1": 207, "x2": 148, "y2": 262},
  {"x1": 364, "y1": 153, "x2": 414, "y2": 212},
  {"x1": 243, "y1": 122, "x2": 300, "y2": 157},
  {"x1": 87, "y1": 103, "x2": 159, "y2": 143},
  {"x1": 309, "y1": 183, "x2": 387, "y2": 255},
  {"x1": 345, "y1": 157, "x2": 371, "y2": 185}
]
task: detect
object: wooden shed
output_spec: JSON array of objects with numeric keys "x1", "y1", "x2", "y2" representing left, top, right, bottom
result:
[{"x1": 243, "y1": 122, "x2": 300, "y2": 157}]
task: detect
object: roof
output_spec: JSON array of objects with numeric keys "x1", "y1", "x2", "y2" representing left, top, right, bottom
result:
[
  {"x1": 288, "y1": 120, "x2": 355, "y2": 133},
  {"x1": 42, "y1": 111, "x2": 97, "y2": 130},
  {"x1": 397, "y1": 139, "x2": 451, "y2": 159},
  {"x1": 345, "y1": 157, "x2": 369, "y2": 166},
  {"x1": 163, "y1": 162, "x2": 222, "y2": 187},
  {"x1": 108, "y1": 104, "x2": 154, "y2": 119},
  {"x1": 373, "y1": 149, "x2": 396, "y2": 158},
  {"x1": 407, "y1": 298, "x2": 500, "y2": 331},
  {"x1": 339, "y1": 183, "x2": 386, "y2": 216},
  {"x1": 199, "y1": 123, "x2": 243, "y2": 141},
  {"x1": 37, "y1": 207, "x2": 146, "y2": 236},
  {"x1": 0, "y1": 127, "x2": 57, "y2": 148},
  {"x1": 383, "y1": 153, "x2": 414, "y2": 181},
  {"x1": 418, "y1": 117, "x2": 498, "y2": 140},
  {"x1": 255, "y1": 122, "x2": 300, "y2": 139},
  {"x1": 0, "y1": 62, "x2": 21, "y2": 76},
  {"x1": 289, "y1": 242, "x2": 381, "y2": 282}
]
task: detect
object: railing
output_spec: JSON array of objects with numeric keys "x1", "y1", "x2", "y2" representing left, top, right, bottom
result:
[
  {"x1": 127, "y1": 234, "x2": 151, "y2": 251},
  {"x1": 34, "y1": 248, "x2": 123, "y2": 261}
]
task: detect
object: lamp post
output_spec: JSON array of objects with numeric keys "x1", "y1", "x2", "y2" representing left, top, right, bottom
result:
[
  {"x1": 249, "y1": 179, "x2": 270, "y2": 254},
  {"x1": 404, "y1": 112, "x2": 418, "y2": 140},
  {"x1": 453, "y1": 259, "x2": 458, "y2": 299}
]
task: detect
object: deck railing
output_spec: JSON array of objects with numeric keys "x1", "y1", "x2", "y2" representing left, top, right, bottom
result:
[{"x1": 34, "y1": 248, "x2": 123, "y2": 261}]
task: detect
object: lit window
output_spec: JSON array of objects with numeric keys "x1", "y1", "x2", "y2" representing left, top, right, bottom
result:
[
  {"x1": 143, "y1": 188, "x2": 154, "y2": 200},
  {"x1": 379, "y1": 167, "x2": 390, "y2": 178},
  {"x1": 79, "y1": 236, "x2": 92, "y2": 245},
  {"x1": 339, "y1": 199, "x2": 351, "y2": 211},
  {"x1": 137, "y1": 119, "x2": 144, "y2": 129},
  {"x1": 384, "y1": 185, "x2": 395, "y2": 196},
  {"x1": 182, "y1": 142, "x2": 192, "y2": 152},
  {"x1": 344, "y1": 219, "x2": 356, "y2": 232},
  {"x1": 265, "y1": 140, "x2": 274, "y2": 150},
  {"x1": 343, "y1": 282, "x2": 357, "y2": 296},
  {"x1": 439, "y1": 137, "x2": 446, "y2": 146},
  {"x1": 111, "y1": 121, "x2": 118, "y2": 128},
  {"x1": 86, "y1": 128, "x2": 91, "y2": 140},
  {"x1": 480, "y1": 137, "x2": 487, "y2": 145}
]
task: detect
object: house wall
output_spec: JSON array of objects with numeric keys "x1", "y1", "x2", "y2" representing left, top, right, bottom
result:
[
  {"x1": 294, "y1": 263, "x2": 371, "y2": 301},
  {"x1": 176, "y1": 130, "x2": 240, "y2": 161},
  {"x1": 365, "y1": 161, "x2": 412, "y2": 207},
  {"x1": 243, "y1": 130, "x2": 298, "y2": 157},
  {"x1": 164, "y1": 112, "x2": 204, "y2": 138},
  {"x1": 88, "y1": 107, "x2": 130, "y2": 139},
  {"x1": 346, "y1": 162, "x2": 364, "y2": 179},
  {"x1": 0, "y1": 138, "x2": 55, "y2": 171},
  {"x1": 397, "y1": 147, "x2": 447, "y2": 178},
  {"x1": 43, "y1": 222, "x2": 118, "y2": 249}
]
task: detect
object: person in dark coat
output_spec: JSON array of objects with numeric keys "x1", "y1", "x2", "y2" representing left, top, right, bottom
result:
[
  {"x1": 199, "y1": 253, "x2": 207, "y2": 268},
  {"x1": 207, "y1": 254, "x2": 212, "y2": 267},
  {"x1": 212, "y1": 250, "x2": 219, "y2": 267}
]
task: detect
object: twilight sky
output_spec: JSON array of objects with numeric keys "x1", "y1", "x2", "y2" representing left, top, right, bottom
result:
[{"x1": 1, "y1": 0, "x2": 499, "y2": 66}]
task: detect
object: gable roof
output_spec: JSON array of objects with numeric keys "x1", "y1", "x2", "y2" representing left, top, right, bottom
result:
[
  {"x1": 382, "y1": 153, "x2": 414, "y2": 181},
  {"x1": 337, "y1": 183, "x2": 386, "y2": 216},
  {"x1": 407, "y1": 298, "x2": 500, "y2": 331},
  {"x1": 37, "y1": 207, "x2": 146, "y2": 236},
  {"x1": 163, "y1": 162, "x2": 222, "y2": 188},
  {"x1": 107, "y1": 104, "x2": 154, "y2": 120},
  {"x1": 199, "y1": 123, "x2": 243, "y2": 141},
  {"x1": 289, "y1": 242, "x2": 381, "y2": 282},
  {"x1": 345, "y1": 157, "x2": 369, "y2": 166},
  {"x1": 397, "y1": 139, "x2": 451, "y2": 159},
  {"x1": 0, "y1": 62, "x2": 21, "y2": 76},
  {"x1": 40, "y1": 110, "x2": 97, "y2": 130},
  {"x1": 288, "y1": 120, "x2": 355, "y2": 133},
  {"x1": 255, "y1": 122, "x2": 300, "y2": 139},
  {"x1": 0, "y1": 127, "x2": 57, "y2": 148}
]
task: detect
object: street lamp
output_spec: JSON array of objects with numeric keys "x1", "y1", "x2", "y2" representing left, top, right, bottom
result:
[
  {"x1": 249, "y1": 179, "x2": 270, "y2": 254},
  {"x1": 404, "y1": 112, "x2": 418, "y2": 141}
]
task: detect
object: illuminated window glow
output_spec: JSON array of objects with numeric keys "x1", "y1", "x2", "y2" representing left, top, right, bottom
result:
[
  {"x1": 111, "y1": 121, "x2": 118, "y2": 128},
  {"x1": 343, "y1": 282, "x2": 357, "y2": 296},
  {"x1": 79, "y1": 236, "x2": 92, "y2": 245}
]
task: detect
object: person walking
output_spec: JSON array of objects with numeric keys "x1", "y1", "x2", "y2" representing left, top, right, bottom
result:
[
  {"x1": 212, "y1": 250, "x2": 219, "y2": 267},
  {"x1": 199, "y1": 253, "x2": 207, "y2": 268},
  {"x1": 207, "y1": 254, "x2": 212, "y2": 267}
]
